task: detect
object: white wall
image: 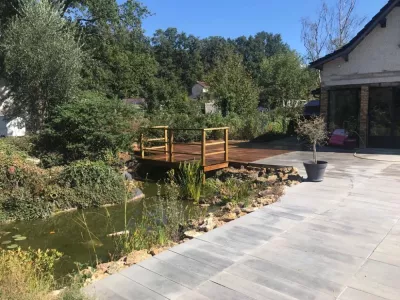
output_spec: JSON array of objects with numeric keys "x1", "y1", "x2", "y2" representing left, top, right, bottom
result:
[
  {"x1": 0, "y1": 79, "x2": 26, "y2": 137},
  {"x1": 321, "y1": 7, "x2": 400, "y2": 87}
]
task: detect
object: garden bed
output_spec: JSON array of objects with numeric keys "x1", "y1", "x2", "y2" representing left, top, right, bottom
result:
[{"x1": 81, "y1": 165, "x2": 302, "y2": 285}]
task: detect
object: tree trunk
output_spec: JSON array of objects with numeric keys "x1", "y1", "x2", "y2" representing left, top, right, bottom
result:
[{"x1": 313, "y1": 141, "x2": 317, "y2": 164}]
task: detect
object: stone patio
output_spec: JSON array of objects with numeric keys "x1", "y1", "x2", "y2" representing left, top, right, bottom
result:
[{"x1": 86, "y1": 150, "x2": 400, "y2": 300}]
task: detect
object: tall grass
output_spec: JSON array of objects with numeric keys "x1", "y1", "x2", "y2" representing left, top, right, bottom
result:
[{"x1": 178, "y1": 161, "x2": 203, "y2": 204}]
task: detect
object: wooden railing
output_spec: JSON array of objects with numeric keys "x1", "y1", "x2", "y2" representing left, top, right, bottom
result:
[{"x1": 139, "y1": 126, "x2": 229, "y2": 166}]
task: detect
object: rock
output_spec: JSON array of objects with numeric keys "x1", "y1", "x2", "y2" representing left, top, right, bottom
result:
[
  {"x1": 125, "y1": 250, "x2": 151, "y2": 266},
  {"x1": 257, "y1": 197, "x2": 275, "y2": 206},
  {"x1": 242, "y1": 207, "x2": 257, "y2": 213},
  {"x1": 267, "y1": 175, "x2": 278, "y2": 182},
  {"x1": 278, "y1": 172, "x2": 289, "y2": 181},
  {"x1": 199, "y1": 214, "x2": 217, "y2": 232},
  {"x1": 50, "y1": 288, "x2": 66, "y2": 297},
  {"x1": 221, "y1": 212, "x2": 237, "y2": 222},
  {"x1": 184, "y1": 230, "x2": 204, "y2": 239},
  {"x1": 96, "y1": 263, "x2": 110, "y2": 274},
  {"x1": 200, "y1": 204, "x2": 210, "y2": 208},
  {"x1": 149, "y1": 246, "x2": 172, "y2": 256},
  {"x1": 107, "y1": 262, "x2": 124, "y2": 275},
  {"x1": 222, "y1": 203, "x2": 235, "y2": 212}
]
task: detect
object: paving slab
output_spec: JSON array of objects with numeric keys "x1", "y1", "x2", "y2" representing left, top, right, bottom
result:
[{"x1": 86, "y1": 151, "x2": 400, "y2": 300}]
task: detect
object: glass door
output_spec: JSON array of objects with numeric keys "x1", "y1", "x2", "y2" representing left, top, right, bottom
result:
[{"x1": 368, "y1": 87, "x2": 400, "y2": 148}]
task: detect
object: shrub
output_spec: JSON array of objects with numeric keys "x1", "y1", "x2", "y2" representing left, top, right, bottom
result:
[
  {"x1": 37, "y1": 91, "x2": 145, "y2": 166},
  {"x1": 0, "y1": 247, "x2": 62, "y2": 300},
  {"x1": 0, "y1": 149, "x2": 127, "y2": 220},
  {"x1": 57, "y1": 160, "x2": 127, "y2": 208}
]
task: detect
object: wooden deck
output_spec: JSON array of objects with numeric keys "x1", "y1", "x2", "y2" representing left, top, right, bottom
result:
[{"x1": 136, "y1": 140, "x2": 292, "y2": 170}]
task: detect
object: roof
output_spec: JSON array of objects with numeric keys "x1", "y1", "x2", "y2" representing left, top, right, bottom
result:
[
  {"x1": 196, "y1": 81, "x2": 210, "y2": 88},
  {"x1": 304, "y1": 100, "x2": 320, "y2": 107},
  {"x1": 310, "y1": 0, "x2": 400, "y2": 69}
]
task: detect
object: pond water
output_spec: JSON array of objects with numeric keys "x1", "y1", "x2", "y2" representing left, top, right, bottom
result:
[{"x1": 0, "y1": 182, "x2": 198, "y2": 278}]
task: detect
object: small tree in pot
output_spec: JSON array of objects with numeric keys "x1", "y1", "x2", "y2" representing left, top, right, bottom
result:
[{"x1": 296, "y1": 116, "x2": 329, "y2": 182}]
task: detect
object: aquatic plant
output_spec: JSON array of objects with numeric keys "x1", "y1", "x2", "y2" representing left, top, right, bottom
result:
[{"x1": 177, "y1": 161, "x2": 204, "y2": 204}]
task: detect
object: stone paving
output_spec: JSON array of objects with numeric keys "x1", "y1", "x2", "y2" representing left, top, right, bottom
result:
[{"x1": 85, "y1": 151, "x2": 400, "y2": 300}]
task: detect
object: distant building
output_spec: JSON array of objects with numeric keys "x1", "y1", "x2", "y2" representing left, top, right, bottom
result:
[
  {"x1": 123, "y1": 98, "x2": 147, "y2": 108},
  {"x1": 191, "y1": 81, "x2": 210, "y2": 99},
  {"x1": 0, "y1": 79, "x2": 26, "y2": 137}
]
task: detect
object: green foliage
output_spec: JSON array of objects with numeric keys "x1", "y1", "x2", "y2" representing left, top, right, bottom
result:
[
  {"x1": 37, "y1": 92, "x2": 144, "y2": 165},
  {"x1": 178, "y1": 161, "x2": 203, "y2": 204},
  {"x1": 206, "y1": 52, "x2": 260, "y2": 116},
  {"x1": 0, "y1": 247, "x2": 62, "y2": 300},
  {"x1": 217, "y1": 178, "x2": 252, "y2": 205},
  {"x1": 259, "y1": 51, "x2": 317, "y2": 109},
  {"x1": 296, "y1": 116, "x2": 329, "y2": 163},
  {"x1": 1, "y1": 0, "x2": 83, "y2": 132},
  {"x1": 58, "y1": 160, "x2": 126, "y2": 208},
  {"x1": 113, "y1": 180, "x2": 202, "y2": 257},
  {"x1": 0, "y1": 145, "x2": 127, "y2": 220}
]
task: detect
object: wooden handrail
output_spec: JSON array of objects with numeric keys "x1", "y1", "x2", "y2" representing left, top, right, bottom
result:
[
  {"x1": 139, "y1": 126, "x2": 229, "y2": 165},
  {"x1": 205, "y1": 141, "x2": 225, "y2": 146},
  {"x1": 206, "y1": 150, "x2": 225, "y2": 157}
]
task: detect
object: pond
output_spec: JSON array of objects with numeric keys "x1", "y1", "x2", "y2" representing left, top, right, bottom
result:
[{"x1": 0, "y1": 182, "x2": 199, "y2": 279}]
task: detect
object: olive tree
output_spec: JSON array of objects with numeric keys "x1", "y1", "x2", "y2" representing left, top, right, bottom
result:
[
  {"x1": 1, "y1": 0, "x2": 83, "y2": 132},
  {"x1": 296, "y1": 116, "x2": 328, "y2": 164}
]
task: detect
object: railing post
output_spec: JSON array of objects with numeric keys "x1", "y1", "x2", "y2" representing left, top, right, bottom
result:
[
  {"x1": 224, "y1": 128, "x2": 229, "y2": 162},
  {"x1": 164, "y1": 127, "x2": 168, "y2": 158},
  {"x1": 169, "y1": 130, "x2": 174, "y2": 162},
  {"x1": 140, "y1": 133, "x2": 145, "y2": 159},
  {"x1": 201, "y1": 129, "x2": 206, "y2": 167}
]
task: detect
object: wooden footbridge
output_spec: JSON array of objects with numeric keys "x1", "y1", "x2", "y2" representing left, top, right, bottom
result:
[{"x1": 136, "y1": 126, "x2": 292, "y2": 173}]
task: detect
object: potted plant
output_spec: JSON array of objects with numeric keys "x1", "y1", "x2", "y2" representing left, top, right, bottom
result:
[{"x1": 296, "y1": 116, "x2": 329, "y2": 182}]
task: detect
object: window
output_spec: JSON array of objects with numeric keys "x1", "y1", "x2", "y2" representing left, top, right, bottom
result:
[{"x1": 328, "y1": 89, "x2": 360, "y2": 133}]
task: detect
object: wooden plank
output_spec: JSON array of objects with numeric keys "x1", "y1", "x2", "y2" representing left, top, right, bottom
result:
[
  {"x1": 203, "y1": 127, "x2": 229, "y2": 131},
  {"x1": 143, "y1": 146, "x2": 166, "y2": 150},
  {"x1": 146, "y1": 138, "x2": 166, "y2": 142},
  {"x1": 205, "y1": 151, "x2": 225, "y2": 157},
  {"x1": 169, "y1": 130, "x2": 174, "y2": 162},
  {"x1": 205, "y1": 141, "x2": 225, "y2": 146},
  {"x1": 201, "y1": 129, "x2": 206, "y2": 167},
  {"x1": 140, "y1": 133, "x2": 144, "y2": 159},
  {"x1": 203, "y1": 162, "x2": 229, "y2": 172},
  {"x1": 224, "y1": 128, "x2": 229, "y2": 162}
]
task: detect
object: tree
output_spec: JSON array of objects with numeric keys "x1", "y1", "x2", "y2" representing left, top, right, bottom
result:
[
  {"x1": 301, "y1": 0, "x2": 366, "y2": 63},
  {"x1": 206, "y1": 52, "x2": 259, "y2": 116},
  {"x1": 38, "y1": 92, "x2": 142, "y2": 163},
  {"x1": 259, "y1": 52, "x2": 317, "y2": 109},
  {"x1": 233, "y1": 31, "x2": 290, "y2": 80},
  {"x1": 1, "y1": 0, "x2": 83, "y2": 132}
]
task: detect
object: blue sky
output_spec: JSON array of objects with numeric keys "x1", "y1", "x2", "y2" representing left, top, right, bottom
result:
[{"x1": 129, "y1": 0, "x2": 387, "y2": 55}]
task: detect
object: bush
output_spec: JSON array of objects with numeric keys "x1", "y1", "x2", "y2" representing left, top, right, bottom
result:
[
  {"x1": 0, "y1": 147, "x2": 127, "y2": 220},
  {"x1": 147, "y1": 109, "x2": 290, "y2": 142},
  {"x1": 37, "y1": 91, "x2": 146, "y2": 166},
  {"x1": 0, "y1": 247, "x2": 62, "y2": 300},
  {"x1": 57, "y1": 160, "x2": 127, "y2": 209}
]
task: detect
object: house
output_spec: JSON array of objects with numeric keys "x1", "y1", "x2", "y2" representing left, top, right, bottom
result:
[
  {"x1": 0, "y1": 79, "x2": 26, "y2": 137},
  {"x1": 123, "y1": 98, "x2": 147, "y2": 108},
  {"x1": 310, "y1": 0, "x2": 400, "y2": 148},
  {"x1": 191, "y1": 81, "x2": 209, "y2": 99}
]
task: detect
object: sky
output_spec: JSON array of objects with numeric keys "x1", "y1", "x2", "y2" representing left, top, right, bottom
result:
[{"x1": 128, "y1": 0, "x2": 388, "y2": 55}]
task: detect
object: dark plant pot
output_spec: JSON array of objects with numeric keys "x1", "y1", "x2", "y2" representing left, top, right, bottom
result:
[{"x1": 303, "y1": 161, "x2": 328, "y2": 182}]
